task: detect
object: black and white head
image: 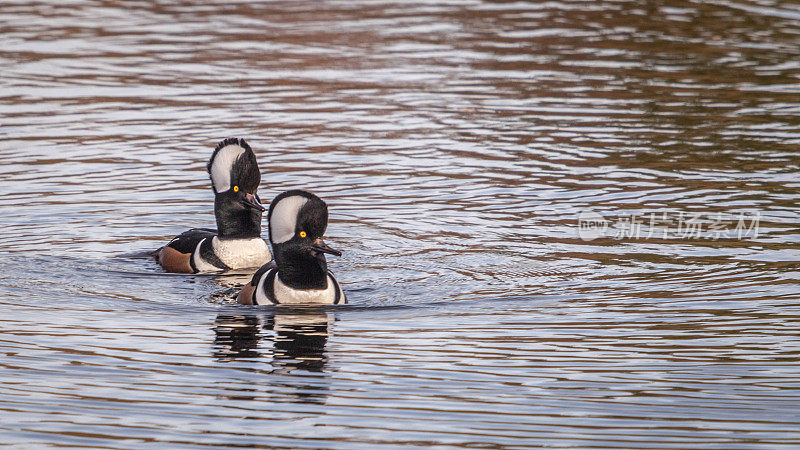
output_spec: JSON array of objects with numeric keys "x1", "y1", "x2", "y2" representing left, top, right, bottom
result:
[
  {"x1": 207, "y1": 138, "x2": 265, "y2": 238},
  {"x1": 268, "y1": 190, "x2": 341, "y2": 289}
]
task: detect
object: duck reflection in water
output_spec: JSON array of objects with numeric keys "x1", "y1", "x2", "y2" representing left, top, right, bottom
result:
[{"x1": 212, "y1": 309, "x2": 333, "y2": 403}]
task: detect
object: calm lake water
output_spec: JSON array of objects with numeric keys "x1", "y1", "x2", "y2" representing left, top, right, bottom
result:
[{"x1": 2, "y1": 0, "x2": 800, "y2": 447}]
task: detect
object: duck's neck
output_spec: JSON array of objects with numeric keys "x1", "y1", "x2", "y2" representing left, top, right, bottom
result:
[
  {"x1": 275, "y1": 250, "x2": 328, "y2": 290},
  {"x1": 214, "y1": 197, "x2": 262, "y2": 239}
]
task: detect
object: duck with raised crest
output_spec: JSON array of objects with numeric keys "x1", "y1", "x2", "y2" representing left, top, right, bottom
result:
[
  {"x1": 237, "y1": 190, "x2": 346, "y2": 305},
  {"x1": 156, "y1": 138, "x2": 271, "y2": 273}
]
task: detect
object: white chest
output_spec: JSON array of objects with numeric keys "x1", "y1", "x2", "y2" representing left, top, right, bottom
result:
[
  {"x1": 211, "y1": 237, "x2": 270, "y2": 269},
  {"x1": 273, "y1": 274, "x2": 337, "y2": 305}
]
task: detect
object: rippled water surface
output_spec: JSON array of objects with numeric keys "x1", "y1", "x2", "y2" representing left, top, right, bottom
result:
[{"x1": 2, "y1": 0, "x2": 800, "y2": 447}]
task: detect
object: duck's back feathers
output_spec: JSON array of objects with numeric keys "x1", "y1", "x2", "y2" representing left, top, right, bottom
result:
[{"x1": 164, "y1": 228, "x2": 216, "y2": 253}]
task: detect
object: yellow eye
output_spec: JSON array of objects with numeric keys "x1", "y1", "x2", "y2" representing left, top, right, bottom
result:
[
  {"x1": 233, "y1": 186, "x2": 239, "y2": 192},
  {"x1": 299, "y1": 231, "x2": 307, "y2": 238}
]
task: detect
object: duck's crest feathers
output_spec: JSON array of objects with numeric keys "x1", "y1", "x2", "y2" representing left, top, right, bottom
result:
[{"x1": 207, "y1": 138, "x2": 252, "y2": 193}]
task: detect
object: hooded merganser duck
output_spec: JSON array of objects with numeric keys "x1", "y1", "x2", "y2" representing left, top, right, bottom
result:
[
  {"x1": 237, "y1": 190, "x2": 345, "y2": 305},
  {"x1": 156, "y1": 138, "x2": 271, "y2": 273}
]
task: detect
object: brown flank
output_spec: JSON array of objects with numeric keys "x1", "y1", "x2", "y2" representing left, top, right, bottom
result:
[{"x1": 157, "y1": 246, "x2": 194, "y2": 274}]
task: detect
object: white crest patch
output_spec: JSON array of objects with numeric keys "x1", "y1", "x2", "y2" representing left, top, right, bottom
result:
[
  {"x1": 209, "y1": 144, "x2": 246, "y2": 193},
  {"x1": 212, "y1": 237, "x2": 270, "y2": 269},
  {"x1": 273, "y1": 274, "x2": 336, "y2": 305},
  {"x1": 270, "y1": 195, "x2": 309, "y2": 244}
]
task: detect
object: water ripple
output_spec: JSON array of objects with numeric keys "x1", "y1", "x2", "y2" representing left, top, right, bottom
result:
[{"x1": 2, "y1": 0, "x2": 800, "y2": 447}]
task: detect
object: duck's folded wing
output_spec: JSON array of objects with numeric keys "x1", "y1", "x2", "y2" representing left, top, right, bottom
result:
[
  {"x1": 157, "y1": 228, "x2": 217, "y2": 273},
  {"x1": 165, "y1": 228, "x2": 217, "y2": 253}
]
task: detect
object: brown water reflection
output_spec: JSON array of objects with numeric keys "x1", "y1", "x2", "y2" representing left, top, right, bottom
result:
[{"x1": 1, "y1": 0, "x2": 800, "y2": 447}]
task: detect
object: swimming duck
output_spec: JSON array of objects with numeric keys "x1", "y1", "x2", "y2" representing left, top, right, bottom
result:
[
  {"x1": 237, "y1": 190, "x2": 345, "y2": 305},
  {"x1": 156, "y1": 138, "x2": 271, "y2": 273}
]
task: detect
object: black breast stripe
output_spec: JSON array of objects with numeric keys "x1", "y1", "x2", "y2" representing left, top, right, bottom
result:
[
  {"x1": 253, "y1": 268, "x2": 279, "y2": 306},
  {"x1": 248, "y1": 264, "x2": 271, "y2": 306},
  {"x1": 263, "y1": 269, "x2": 278, "y2": 304},
  {"x1": 328, "y1": 271, "x2": 343, "y2": 305},
  {"x1": 249, "y1": 264, "x2": 271, "y2": 287},
  {"x1": 199, "y1": 238, "x2": 231, "y2": 271},
  {"x1": 166, "y1": 228, "x2": 218, "y2": 274},
  {"x1": 188, "y1": 249, "x2": 198, "y2": 273}
]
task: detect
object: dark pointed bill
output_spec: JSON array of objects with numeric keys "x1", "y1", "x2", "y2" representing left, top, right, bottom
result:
[
  {"x1": 312, "y1": 238, "x2": 342, "y2": 257},
  {"x1": 242, "y1": 193, "x2": 266, "y2": 211}
]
